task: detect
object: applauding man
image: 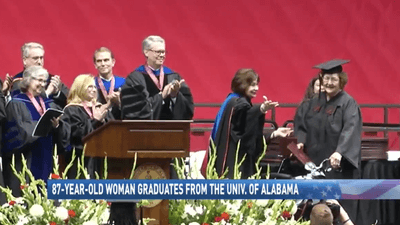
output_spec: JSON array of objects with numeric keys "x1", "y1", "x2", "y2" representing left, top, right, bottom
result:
[
  {"x1": 8, "y1": 42, "x2": 68, "y2": 110},
  {"x1": 93, "y1": 47, "x2": 125, "y2": 119},
  {"x1": 121, "y1": 35, "x2": 194, "y2": 120}
]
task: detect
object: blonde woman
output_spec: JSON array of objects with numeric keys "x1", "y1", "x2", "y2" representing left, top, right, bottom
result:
[{"x1": 62, "y1": 74, "x2": 111, "y2": 178}]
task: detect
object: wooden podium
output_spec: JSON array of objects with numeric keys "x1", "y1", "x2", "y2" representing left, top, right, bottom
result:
[{"x1": 82, "y1": 120, "x2": 191, "y2": 225}]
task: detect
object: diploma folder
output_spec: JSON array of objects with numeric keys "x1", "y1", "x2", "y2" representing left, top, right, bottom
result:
[{"x1": 32, "y1": 108, "x2": 64, "y2": 137}]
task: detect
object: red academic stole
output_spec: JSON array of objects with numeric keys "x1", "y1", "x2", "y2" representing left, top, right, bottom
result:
[
  {"x1": 82, "y1": 101, "x2": 94, "y2": 119},
  {"x1": 97, "y1": 76, "x2": 115, "y2": 101},
  {"x1": 144, "y1": 65, "x2": 164, "y2": 91},
  {"x1": 26, "y1": 92, "x2": 46, "y2": 116}
]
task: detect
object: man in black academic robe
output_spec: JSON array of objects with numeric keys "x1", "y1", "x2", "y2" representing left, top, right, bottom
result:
[
  {"x1": 0, "y1": 80, "x2": 7, "y2": 204},
  {"x1": 117, "y1": 35, "x2": 193, "y2": 225},
  {"x1": 7, "y1": 42, "x2": 68, "y2": 110},
  {"x1": 121, "y1": 36, "x2": 193, "y2": 120}
]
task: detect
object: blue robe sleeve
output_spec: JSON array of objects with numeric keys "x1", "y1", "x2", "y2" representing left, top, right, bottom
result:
[{"x1": 3, "y1": 100, "x2": 39, "y2": 154}]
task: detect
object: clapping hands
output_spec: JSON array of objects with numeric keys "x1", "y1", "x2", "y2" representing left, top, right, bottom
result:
[
  {"x1": 162, "y1": 79, "x2": 185, "y2": 99},
  {"x1": 46, "y1": 75, "x2": 61, "y2": 96},
  {"x1": 2, "y1": 73, "x2": 13, "y2": 95}
]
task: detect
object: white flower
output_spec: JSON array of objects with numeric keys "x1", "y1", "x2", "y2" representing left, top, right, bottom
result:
[
  {"x1": 2, "y1": 203, "x2": 9, "y2": 208},
  {"x1": 15, "y1": 197, "x2": 24, "y2": 204},
  {"x1": 16, "y1": 215, "x2": 29, "y2": 225},
  {"x1": 256, "y1": 199, "x2": 269, "y2": 207},
  {"x1": 188, "y1": 223, "x2": 200, "y2": 225},
  {"x1": 100, "y1": 208, "x2": 110, "y2": 223},
  {"x1": 55, "y1": 207, "x2": 69, "y2": 220},
  {"x1": 290, "y1": 203, "x2": 297, "y2": 215},
  {"x1": 264, "y1": 208, "x2": 273, "y2": 218},
  {"x1": 29, "y1": 204, "x2": 44, "y2": 217},
  {"x1": 184, "y1": 205, "x2": 197, "y2": 216},
  {"x1": 82, "y1": 221, "x2": 98, "y2": 225},
  {"x1": 195, "y1": 206, "x2": 204, "y2": 214}
]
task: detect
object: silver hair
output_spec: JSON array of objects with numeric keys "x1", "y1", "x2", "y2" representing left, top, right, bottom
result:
[
  {"x1": 21, "y1": 42, "x2": 44, "y2": 58},
  {"x1": 142, "y1": 35, "x2": 165, "y2": 51},
  {"x1": 20, "y1": 66, "x2": 49, "y2": 92}
]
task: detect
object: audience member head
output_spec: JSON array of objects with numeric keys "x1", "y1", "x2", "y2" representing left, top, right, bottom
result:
[
  {"x1": 303, "y1": 75, "x2": 324, "y2": 101},
  {"x1": 231, "y1": 68, "x2": 260, "y2": 98},
  {"x1": 93, "y1": 47, "x2": 115, "y2": 78},
  {"x1": 22, "y1": 42, "x2": 45, "y2": 68},
  {"x1": 67, "y1": 74, "x2": 97, "y2": 104},
  {"x1": 142, "y1": 35, "x2": 166, "y2": 69},
  {"x1": 310, "y1": 203, "x2": 333, "y2": 225},
  {"x1": 20, "y1": 66, "x2": 49, "y2": 96}
]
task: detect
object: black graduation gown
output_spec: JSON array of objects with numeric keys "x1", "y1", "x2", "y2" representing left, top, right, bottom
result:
[
  {"x1": 120, "y1": 66, "x2": 194, "y2": 120},
  {"x1": 12, "y1": 71, "x2": 69, "y2": 110},
  {"x1": 61, "y1": 104, "x2": 113, "y2": 179},
  {"x1": 95, "y1": 75, "x2": 125, "y2": 120},
  {"x1": 0, "y1": 80, "x2": 7, "y2": 204},
  {"x1": 212, "y1": 97, "x2": 272, "y2": 179},
  {"x1": 2, "y1": 93, "x2": 70, "y2": 197},
  {"x1": 294, "y1": 91, "x2": 362, "y2": 222}
]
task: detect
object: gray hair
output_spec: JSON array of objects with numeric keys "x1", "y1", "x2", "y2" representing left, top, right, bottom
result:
[
  {"x1": 20, "y1": 66, "x2": 49, "y2": 92},
  {"x1": 142, "y1": 35, "x2": 165, "y2": 51},
  {"x1": 21, "y1": 42, "x2": 44, "y2": 58}
]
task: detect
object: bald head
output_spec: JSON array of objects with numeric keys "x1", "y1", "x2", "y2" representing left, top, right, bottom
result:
[{"x1": 310, "y1": 204, "x2": 333, "y2": 225}]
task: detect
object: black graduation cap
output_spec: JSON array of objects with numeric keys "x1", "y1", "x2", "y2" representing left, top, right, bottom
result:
[{"x1": 313, "y1": 59, "x2": 350, "y2": 74}]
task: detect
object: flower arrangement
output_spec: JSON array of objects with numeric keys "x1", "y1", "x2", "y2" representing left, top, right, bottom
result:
[
  {"x1": 0, "y1": 149, "x2": 111, "y2": 225},
  {"x1": 169, "y1": 139, "x2": 311, "y2": 225},
  {"x1": 0, "y1": 138, "x2": 312, "y2": 225}
]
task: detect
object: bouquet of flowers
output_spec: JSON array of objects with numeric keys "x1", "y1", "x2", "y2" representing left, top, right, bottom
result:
[
  {"x1": 169, "y1": 139, "x2": 310, "y2": 225},
  {"x1": 0, "y1": 149, "x2": 111, "y2": 225}
]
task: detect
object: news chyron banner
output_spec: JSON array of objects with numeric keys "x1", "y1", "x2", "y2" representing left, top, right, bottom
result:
[{"x1": 47, "y1": 180, "x2": 400, "y2": 200}]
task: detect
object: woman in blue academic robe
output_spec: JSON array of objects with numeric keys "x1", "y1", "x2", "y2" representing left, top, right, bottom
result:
[
  {"x1": 2, "y1": 66, "x2": 70, "y2": 197},
  {"x1": 201, "y1": 69, "x2": 292, "y2": 179}
]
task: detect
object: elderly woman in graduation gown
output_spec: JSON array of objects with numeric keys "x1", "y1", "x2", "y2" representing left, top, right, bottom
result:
[
  {"x1": 294, "y1": 59, "x2": 362, "y2": 223},
  {"x1": 202, "y1": 69, "x2": 292, "y2": 179},
  {"x1": 2, "y1": 66, "x2": 70, "y2": 197},
  {"x1": 61, "y1": 74, "x2": 111, "y2": 179}
]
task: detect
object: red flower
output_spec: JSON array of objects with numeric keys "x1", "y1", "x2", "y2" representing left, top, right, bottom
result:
[
  {"x1": 107, "y1": 202, "x2": 112, "y2": 206},
  {"x1": 214, "y1": 216, "x2": 222, "y2": 222},
  {"x1": 8, "y1": 200, "x2": 16, "y2": 206},
  {"x1": 49, "y1": 222, "x2": 57, "y2": 225},
  {"x1": 221, "y1": 212, "x2": 230, "y2": 221},
  {"x1": 51, "y1": 173, "x2": 60, "y2": 179},
  {"x1": 202, "y1": 223, "x2": 210, "y2": 225},
  {"x1": 68, "y1": 209, "x2": 76, "y2": 218},
  {"x1": 20, "y1": 184, "x2": 28, "y2": 190},
  {"x1": 281, "y1": 210, "x2": 291, "y2": 220},
  {"x1": 247, "y1": 202, "x2": 253, "y2": 208}
]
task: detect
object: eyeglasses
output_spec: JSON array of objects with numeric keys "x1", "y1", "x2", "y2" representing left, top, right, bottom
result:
[
  {"x1": 31, "y1": 77, "x2": 47, "y2": 85},
  {"x1": 28, "y1": 56, "x2": 44, "y2": 61},
  {"x1": 149, "y1": 49, "x2": 167, "y2": 55},
  {"x1": 323, "y1": 77, "x2": 339, "y2": 83}
]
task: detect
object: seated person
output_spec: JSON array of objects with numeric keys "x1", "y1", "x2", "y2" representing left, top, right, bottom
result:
[
  {"x1": 2, "y1": 66, "x2": 70, "y2": 196},
  {"x1": 61, "y1": 74, "x2": 112, "y2": 179}
]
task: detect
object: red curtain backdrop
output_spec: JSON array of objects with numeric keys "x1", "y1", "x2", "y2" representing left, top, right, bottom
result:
[{"x1": 1, "y1": 0, "x2": 399, "y2": 149}]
